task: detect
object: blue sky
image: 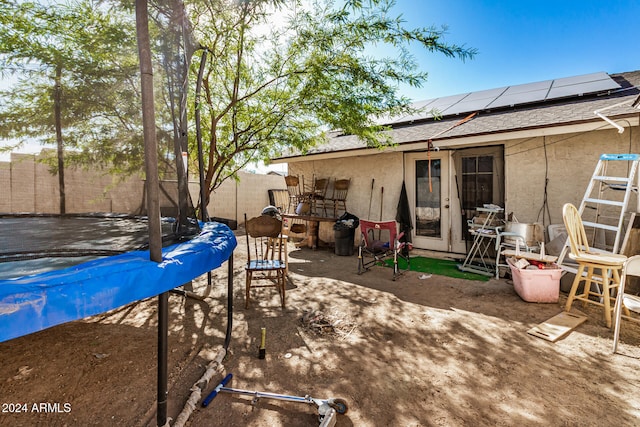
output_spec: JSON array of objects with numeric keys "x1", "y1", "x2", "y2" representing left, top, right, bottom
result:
[
  {"x1": 389, "y1": 0, "x2": 640, "y2": 101},
  {"x1": 3, "y1": 0, "x2": 639, "y2": 164}
]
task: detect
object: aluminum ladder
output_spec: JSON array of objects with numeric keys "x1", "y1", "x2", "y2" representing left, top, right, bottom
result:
[{"x1": 558, "y1": 153, "x2": 640, "y2": 270}]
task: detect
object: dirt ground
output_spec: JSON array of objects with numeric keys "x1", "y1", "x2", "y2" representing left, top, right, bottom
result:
[{"x1": 2, "y1": 228, "x2": 640, "y2": 427}]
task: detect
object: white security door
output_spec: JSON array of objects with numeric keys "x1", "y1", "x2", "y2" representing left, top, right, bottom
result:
[{"x1": 405, "y1": 152, "x2": 464, "y2": 253}]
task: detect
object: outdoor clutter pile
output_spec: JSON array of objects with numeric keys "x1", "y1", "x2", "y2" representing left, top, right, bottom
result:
[
  {"x1": 333, "y1": 212, "x2": 359, "y2": 231},
  {"x1": 507, "y1": 256, "x2": 559, "y2": 271},
  {"x1": 506, "y1": 256, "x2": 562, "y2": 303}
]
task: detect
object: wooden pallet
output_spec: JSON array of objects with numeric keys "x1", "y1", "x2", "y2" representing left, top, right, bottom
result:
[{"x1": 527, "y1": 311, "x2": 587, "y2": 342}]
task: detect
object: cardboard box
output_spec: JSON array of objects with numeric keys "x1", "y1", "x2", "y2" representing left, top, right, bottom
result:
[{"x1": 507, "y1": 258, "x2": 561, "y2": 303}]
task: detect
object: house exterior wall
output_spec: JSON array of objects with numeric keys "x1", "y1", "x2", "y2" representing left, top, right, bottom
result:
[
  {"x1": 289, "y1": 151, "x2": 404, "y2": 242},
  {"x1": 504, "y1": 127, "x2": 640, "y2": 227},
  {"x1": 287, "y1": 125, "x2": 640, "y2": 249}
]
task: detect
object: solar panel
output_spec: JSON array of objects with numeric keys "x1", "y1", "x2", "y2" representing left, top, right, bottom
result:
[
  {"x1": 415, "y1": 93, "x2": 467, "y2": 116},
  {"x1": 507, "y1": 80, "x2": 552, "y2": 93},
  {"x1": 386, "y1": 71, "x2": 621, "y2": 125},
  {"x1": 488, "y1": 89, "x2": 550, "y2": 109},
  {"x1": 441, "y1": 87, "x2": 507, "y2": 116},
  {"x1": 547, "y1": 73, "x2": 619, "y2": 98}
]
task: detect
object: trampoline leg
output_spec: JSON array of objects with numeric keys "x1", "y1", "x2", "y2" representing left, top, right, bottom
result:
[
  {"x1": 157, "y1": 291, "x2": 169, "y2": 426},
  {"x1": 224, "y1": 253, "x2": 234, "y2": 350}
]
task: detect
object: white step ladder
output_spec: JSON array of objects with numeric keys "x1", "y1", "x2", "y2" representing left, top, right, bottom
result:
[{"x1": 558, "y1": 153, "x2": 640, "y2": 269}]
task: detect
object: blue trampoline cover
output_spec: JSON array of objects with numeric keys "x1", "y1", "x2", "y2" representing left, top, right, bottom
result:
[{"x1": 0, "y1": 222, "x2": 236, "y2": 343}]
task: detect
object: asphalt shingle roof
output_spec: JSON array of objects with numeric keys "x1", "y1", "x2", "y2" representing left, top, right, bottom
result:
[{"x1": 277, "y1": 70, "x2": 640, "y2": 160}]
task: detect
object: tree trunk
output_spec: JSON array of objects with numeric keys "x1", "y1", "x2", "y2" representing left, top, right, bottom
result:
[{"x1": 54, "y1": 65, "x2": 65, "y2": 214}]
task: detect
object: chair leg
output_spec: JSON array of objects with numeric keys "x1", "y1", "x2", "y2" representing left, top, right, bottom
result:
[
  {"x1": 566, "y1": 263, "x2": 624, "y2": 328},
  {"x1": 280, "y1": 270, "x2": 286, "y2": 308},
  {"x1": 603, "y1": 267, "x2": 624, "y2": 328},
  {"x1": 283, "y1": 238, "x2": 289, "y2": 276},
  {"x1": 565, "y1": 264, "x2": 584, "y2": 312},
  {"x1": 245, "y1": 272, "x2": 252, "y2": 309},
  {"x1": 582, "y1": 266, "x2": 596, "y2": 308},
  {"x1": 602, "y1": 270, "x2": 613, "y2": 328}
]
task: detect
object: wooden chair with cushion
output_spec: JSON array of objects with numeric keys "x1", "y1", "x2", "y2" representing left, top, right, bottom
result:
[
  {"x1": 244, "y1": 213, "x2": 287, "y2": 309},
  {"x1": 562, "y1": 203, "x2": 627, "y2": 328}
]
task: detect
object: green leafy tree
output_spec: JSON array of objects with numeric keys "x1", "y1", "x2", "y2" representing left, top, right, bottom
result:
[
  {"x1": 187, "y1": 0, "x2": 476, "y2": 207},
  {"x1": 0, "y1": 0, "x2": 142, "y2": 212},
  {"x1": 1, "y1": 0, "x2": 476, "y2": 216}
]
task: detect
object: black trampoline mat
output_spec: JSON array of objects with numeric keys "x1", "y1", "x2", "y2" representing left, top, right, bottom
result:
[{"x1": 0, "y1": 215, "x2": 176, "y2": 280}]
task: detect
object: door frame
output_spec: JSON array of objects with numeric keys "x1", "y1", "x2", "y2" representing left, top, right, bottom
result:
[{"x1": 404, "y1": 151, "x2": 466, "y2": 253}]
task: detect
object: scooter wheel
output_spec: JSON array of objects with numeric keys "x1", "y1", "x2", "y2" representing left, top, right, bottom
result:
[{"x1": 330, "y1": 398, "x2": 348, "y2": 414}]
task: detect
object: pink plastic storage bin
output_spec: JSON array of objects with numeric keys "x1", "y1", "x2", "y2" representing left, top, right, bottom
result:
[{"x1": 507, "y1": 258, "x2": 561, "y2": 303}]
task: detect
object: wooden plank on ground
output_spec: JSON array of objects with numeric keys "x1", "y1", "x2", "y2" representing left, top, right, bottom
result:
[
  {"x1": 527, "y1": 311, "x2": 587, "y2": 342},
  {"x1": 501, "y1": 249, "x2": 558, "y2": 263}
]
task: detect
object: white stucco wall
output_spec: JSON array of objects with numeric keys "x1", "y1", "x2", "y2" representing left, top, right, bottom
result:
[{"x1": 504, "y1": 127, "x2": 640, "y2": 227}]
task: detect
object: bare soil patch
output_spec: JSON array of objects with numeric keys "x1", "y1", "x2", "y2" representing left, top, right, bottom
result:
[{"x1": 2, "y1": 228, "x2": 640, "y2": 426}]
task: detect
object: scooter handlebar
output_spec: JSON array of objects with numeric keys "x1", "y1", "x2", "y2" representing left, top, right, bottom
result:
[{"x1": 202, "y1": 373, "x2": 233, "y2": 407}]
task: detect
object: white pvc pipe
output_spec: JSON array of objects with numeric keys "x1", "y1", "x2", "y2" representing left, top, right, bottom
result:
[
  {"x1": 594, "y1": 111, "x2": 625, "y2": 133},
  {"x1": 593, "y1": 99, "x2": 637, "y2": 134}
]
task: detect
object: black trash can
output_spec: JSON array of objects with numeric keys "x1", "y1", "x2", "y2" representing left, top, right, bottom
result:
[{"x1": 334, "y1": 212, "x2": 359, "y2": 256}]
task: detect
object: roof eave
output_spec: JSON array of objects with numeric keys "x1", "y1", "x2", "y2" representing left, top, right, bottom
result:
[{"x1": 273, "y1": 113, "x2": 640, "y2": 164}]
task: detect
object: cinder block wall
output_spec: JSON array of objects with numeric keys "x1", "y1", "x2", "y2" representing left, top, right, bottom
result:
[
  {"x1": 34, "y1": 158, "x2": 58, "y2": 213},
  {"x1": 195, "y1": 171, "x2": 287, "y2": 224},
  {"x1": 1, "y1": 153, "x2": 285, "y2": 222},
  {"x1": 9, "y1": 154, "x2": 36, "y2": 212},
  {"x1": 0, "y1": 161, "x2": 10, "y2": 212}
]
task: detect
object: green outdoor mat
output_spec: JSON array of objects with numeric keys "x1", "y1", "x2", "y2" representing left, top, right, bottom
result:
[{"x1": 383, "y1": 256, "x2": 491, "y2": 281}]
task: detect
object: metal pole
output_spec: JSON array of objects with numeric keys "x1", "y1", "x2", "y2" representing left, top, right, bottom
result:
[
  {"x1": 195, "y1": 50, "x2": 208, "y2": 222},
  {"x1": 224, "y1": 253, "x2": 234, "y2": 350},
  {"x1": 135, "y1": 1, "x2": 166, "y2": 425},
  {"x1": 195, "y1": 50, "x2": 213, "y2": 288}
]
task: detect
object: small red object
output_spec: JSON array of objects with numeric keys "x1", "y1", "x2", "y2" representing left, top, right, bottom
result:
[{"x1": 528, "y1": 260, "x2": 546, "y2": 269}]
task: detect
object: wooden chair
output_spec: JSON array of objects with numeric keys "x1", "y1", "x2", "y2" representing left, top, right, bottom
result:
[
  {"x1": 326, "y1": 178, "x2": 350, "y2": 217},
  {"x1": 562, "y1": 203, "x2": 627, "y2": 327},
  {"x1": 284, "y1": 175, "x2": 303, "y2": 214},
  {"x1": 266, "y1": 228, "x2": 290, "y2": 277},
  {"x1": 309, "y1": 177, "x2": 330, "y2": 216},
  {"x1": 612, "y1": 255, "x2": 640, "y2": 353},
  {"x1": 244, "y1": 214, "x2": 287, "y2": 309}
]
